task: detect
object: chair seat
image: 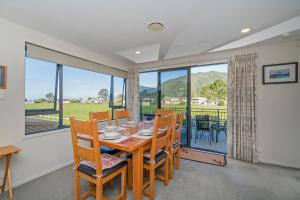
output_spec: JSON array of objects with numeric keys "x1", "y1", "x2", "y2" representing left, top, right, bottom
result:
[
  {"x1": 78, "y1": 154, "x2": 127, "y2": 178},
  {"x1": 173, "y1": 142, "x2": 180, "y2": 149},
  {"x1": 144, "y1": 150, "x2": 167, "y2": 165},
  {"x1": 100, "y1": 146, "x2": 121, "y2": 155}
]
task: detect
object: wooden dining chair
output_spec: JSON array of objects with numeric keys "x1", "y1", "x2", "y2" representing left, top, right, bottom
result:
[
  {"x1": 143, "y1": 113, "x2": 173, "y2": 200},
  {"x1": 114, "y1": 110, "x2": 131, "y2": 126},
  {"x1": 155, "y1": 108, "x2": 173, "y2": 116},
  {"x1": 169, "y1": 112, "x2": 184, "y2": 179},
  {"x1": 89, "y1": 111, "x2": 121, "y2": 155},
  {"x1": 70, "y1": 117, "x2": 127, "y2": 200}
]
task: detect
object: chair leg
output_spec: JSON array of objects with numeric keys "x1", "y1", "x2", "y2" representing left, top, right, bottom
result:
[
  {"x1": 121, "y1": 167, "x2": 127, "y2": 200},
  {"x1": 169, "y1": 151, "x2": 173, "y2": 180},
  {"x1": 95, "y1": 179, "x2": 103, "y2": 200},
  {"x1": 149, "y1": 164, "x2": 155, "y2": 200},
  {"x1": 127, "y1": 159, "x2": 133, "y2": 190},
  {"x1": 175, "y1": 150, "x2": 180, "y2": 170},
  {"x1": 164, "y1": 159, "x2": 169, "y2": 187},
  {"x1": 74, "y1": 171, "x2": 80, "y2": 200}
]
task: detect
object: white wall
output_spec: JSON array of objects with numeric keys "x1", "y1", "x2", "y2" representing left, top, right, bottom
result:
[
  {"x1": 0, "y1": 18, "x2": 127, "y2": 187},
  {"x1": 135, "y1": 40, "x2": 300, "y2": 168}
]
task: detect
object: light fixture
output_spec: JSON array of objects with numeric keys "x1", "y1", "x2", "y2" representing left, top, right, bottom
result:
[
  {"x1": 241, "y1": 28, "x2": 251, "y2": 33},
  {"x1": 135, "y1": 51, "x2": 141, "y2": 55},
  {"x1": 148, "y1": 22, "x2": 165, "y2": 32}
]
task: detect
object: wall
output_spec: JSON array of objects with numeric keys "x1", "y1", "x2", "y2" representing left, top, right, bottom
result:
[
  {"x1": 135, "y1": 40, "x2": 300, "y2": 168},
  {"x1": 0, "y1": 18, "x2": 127, "y2": 187}
]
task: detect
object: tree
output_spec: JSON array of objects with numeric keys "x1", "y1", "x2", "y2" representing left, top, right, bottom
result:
[
  {"x1": 98, "y1": 89, "x2": 109, "y2": 101},
  {"x1": 200, "y1": 80, "x2": 227, "y2": 100},
  {"x1": 45, "y1": 92, "x2": 54, "y2": 103}
]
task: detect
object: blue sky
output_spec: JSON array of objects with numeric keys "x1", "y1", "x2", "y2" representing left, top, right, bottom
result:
[
  {"x1": 25, "y1": 58, "x2": 123, "y2": 100},
  {"x1": 140, "y1": 63, "x2": 228, "y2": 88}
]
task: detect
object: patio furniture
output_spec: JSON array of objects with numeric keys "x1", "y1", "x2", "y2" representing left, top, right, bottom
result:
[
  {"x1": 195, "y1": 115, "x2": 211, "y2": 144},
  {"x1": 216, "y1": 120, "x2": 227, "y2": 143}
]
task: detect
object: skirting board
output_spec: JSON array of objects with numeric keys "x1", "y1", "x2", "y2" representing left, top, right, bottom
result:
[
  {"x1": 259, "y1": 158, "x2": 300, "y2": 169},
  {"x1": 8, "y1": 160, "x2": 74, "y2": 191}
]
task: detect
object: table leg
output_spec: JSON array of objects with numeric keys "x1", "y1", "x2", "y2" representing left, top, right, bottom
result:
[
  {"x1": 7, "y1": 163, "x2": 12, "y2": 200},
  {"x1": 132, "y1": 147, "x2": 143, "y2": 200},
  {"x1": 1, "y1": 154, "x2": 12, "y2": 199}
]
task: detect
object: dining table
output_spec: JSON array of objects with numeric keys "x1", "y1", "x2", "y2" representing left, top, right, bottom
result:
[{"x1": 79, "y1": 121, "x2": 155, "y2": 200}]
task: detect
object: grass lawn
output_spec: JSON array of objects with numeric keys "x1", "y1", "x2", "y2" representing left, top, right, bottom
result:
[{"x1": 25, "y1": 103, "x2": 111, "y2": 125}]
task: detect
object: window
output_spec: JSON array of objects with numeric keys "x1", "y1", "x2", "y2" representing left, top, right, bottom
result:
[
  {"x1": 25, "y1": 57, "x2": 127, "y2": 135},
  {"x1": 139, "y1": 72, "x2": 158, "y2": 120},
  {"x1": 63, "y1": 66, "x2": 111, "y2": 126},
  {"x1": 25, "y1": 58, "x2": 63, "y2": 135}
]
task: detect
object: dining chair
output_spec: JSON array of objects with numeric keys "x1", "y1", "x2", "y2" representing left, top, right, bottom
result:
[
  {"x1": 114, "y1": 110, "x2": 131, "y2": 126},
  {"x1": 70, "y1": 117, "x2": 127, "y2": 200},
  {"x1": 143, "y1": 113, "x2": 173, "y2": 200},
  {"x1": 169, "y1": 112, "x2": 184, "y2": 179},
  {"x1": 89, "y1": 111, "x2": 120, "y2": 155},
  {"x1": 155, "y1": 108, "x2": 173, "y2": 116}
]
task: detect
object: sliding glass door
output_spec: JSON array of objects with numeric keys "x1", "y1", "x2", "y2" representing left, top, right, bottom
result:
[
  {"x1": 139, "y1": 63, "x2": 228, "y2": 152},
  {"x1": 160, "y1": 69, "x2": 189, "y2": 146}
]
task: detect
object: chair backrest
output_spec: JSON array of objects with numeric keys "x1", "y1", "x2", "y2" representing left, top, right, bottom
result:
[
  {"x1": 70, "y1": 116, "x2": 102, "y2": 177},
  {"x1": 195, "y1": 115, "x2": 210, "y2": 131},
  {"x1": 155, "y1": 108, "x2": 173, "y2": 116},
  {"x1": 89, "y1": 110, "x2": 111, "y2": 129},
  {"x1": 114, "y1": 109, "x2": 131, "y2": 126},
  {"x1": 172, "y1": 112, "x2": 184, "y2": 146},
  {"x1": 150, "y1": 113, "x2": 174, "y2": 163}
]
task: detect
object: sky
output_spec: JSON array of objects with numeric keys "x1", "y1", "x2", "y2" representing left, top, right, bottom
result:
[
  {"x1": 25, "y1": 58, "x2": 124, "y2": 100},
  {"x1": 140, "y1": 63, "x2": 228, "y2": 88}
]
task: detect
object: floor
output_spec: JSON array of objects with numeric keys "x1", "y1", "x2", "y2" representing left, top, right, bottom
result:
[
  {"x1": 181, "y1": 128, "x2": 227, "y2": 153},
  {"x1": 1, "y1": 159, "x2": 300, "y2": 200}
]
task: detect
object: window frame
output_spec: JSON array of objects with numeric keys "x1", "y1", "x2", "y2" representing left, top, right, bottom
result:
[{"x1": 25, "y1": 57, "x2": 127, "y2": 135}]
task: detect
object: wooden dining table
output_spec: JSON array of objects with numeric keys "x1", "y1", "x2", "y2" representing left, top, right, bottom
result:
[{"x1": 79, "y1": 122, "x2": 154, "y2": 200}]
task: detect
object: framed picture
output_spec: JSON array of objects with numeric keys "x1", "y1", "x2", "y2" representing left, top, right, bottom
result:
[
  {"x1": 263, "y1": 62, "x2": 298, "y2": 84},
  {"x1": 0, "y1": 65, "x2": 7, "y2": 89}
]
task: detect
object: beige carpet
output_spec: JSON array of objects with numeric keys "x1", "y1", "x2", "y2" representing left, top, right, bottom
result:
[{"x1": 180, "y1": 147, "x2": 226, "y2": 166}]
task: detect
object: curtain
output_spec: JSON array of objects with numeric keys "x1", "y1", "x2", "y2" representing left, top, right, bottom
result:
[
  {"x1": 227, "y1": 53, "x2": 258, "y2": 163},
  {"x1": 127, "y1": 70, "x2": 140, "y2": 121}
]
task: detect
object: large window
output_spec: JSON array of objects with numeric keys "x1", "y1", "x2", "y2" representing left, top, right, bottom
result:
[{"x1": 25, "y1": 57, "x2": 126, "y2": 135}]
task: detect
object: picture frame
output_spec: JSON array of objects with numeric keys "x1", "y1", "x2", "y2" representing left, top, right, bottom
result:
[
  {"x1": 0, "y1": 65, "x2": 7, "y2": 89},
  {"x1": 262, "y1": 62, "x2": 298, "y2": 84}
]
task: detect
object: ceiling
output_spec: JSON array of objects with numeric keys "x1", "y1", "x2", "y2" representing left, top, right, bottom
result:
[{"x1": 0, "y1": 0, "x2": 300, "y2": 66}]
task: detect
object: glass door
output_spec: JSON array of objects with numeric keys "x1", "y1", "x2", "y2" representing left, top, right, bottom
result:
[{"x1": 160, "y1": 69, "x2": 189, "y2": 146}]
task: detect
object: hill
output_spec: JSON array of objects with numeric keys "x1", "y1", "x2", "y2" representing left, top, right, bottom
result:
[{"x1": 139, "y1": 71, "x2": 227, "y2": 98}]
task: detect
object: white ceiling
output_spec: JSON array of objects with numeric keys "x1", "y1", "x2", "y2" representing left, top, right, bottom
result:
[{"x1": 0, "y1": 0, "x2": 299, "y2": 66}]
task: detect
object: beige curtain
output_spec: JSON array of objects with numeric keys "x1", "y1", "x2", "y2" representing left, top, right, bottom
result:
[
  {"x1": 127, "y1": 70, "x2": 140, "y2": 121},
  {"x1": 227, "y1": 53, "x2": 258, "y2": 163}
]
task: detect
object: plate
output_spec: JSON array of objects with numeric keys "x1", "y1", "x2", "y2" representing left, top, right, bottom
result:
[
  {"x1": 138, "y1": 129, "x2": 153, "y2": 136},
  {"x1": 105, "y1": 126, "x2": 119, "y2": 131},
  {"x1": 100, "y1": 132, "x2": 122, "y2": 140}
]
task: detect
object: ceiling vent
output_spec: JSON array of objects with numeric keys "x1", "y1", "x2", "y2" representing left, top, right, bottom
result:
[{"x1": 148, "y1": 22, "x2": 165, "y2": 32}]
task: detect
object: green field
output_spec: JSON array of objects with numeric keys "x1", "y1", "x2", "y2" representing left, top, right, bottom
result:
[
  {"x1": 25, "y1": 103, "x2": 111, "y2": 125},
  {"x1": 25, "y1": 102, "x2": 227, "y2": 125}
]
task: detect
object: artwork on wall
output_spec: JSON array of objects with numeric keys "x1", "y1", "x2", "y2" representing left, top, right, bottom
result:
[
  {"x1": 263, "y1": 62, "x2": 298, "y2": 84},
  {"x1": 0, "y1": 65, "x2": 7, "y2": 89}
]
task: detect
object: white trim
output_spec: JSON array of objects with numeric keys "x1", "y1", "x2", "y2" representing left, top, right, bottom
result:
[
  {"x1": 22, "y1": 128, "x2": 70, "y2": 140},
  {"x1": 9, "y1": 160, "x2": 74, "y2": 190},
  {"x1": 259, "y1": 158, "x2": 300, "y2": 169}
]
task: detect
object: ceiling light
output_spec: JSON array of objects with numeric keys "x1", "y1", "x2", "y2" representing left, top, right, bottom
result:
[
  {"x1": 241, "y1": 28, "x2": 251, "y2": 33},
  {"x1": 135, "y1": 51, "x2": 141, "y2": 55},
  {"x1": 148, "y1": 22, "x2": 165, "y2": 32}
]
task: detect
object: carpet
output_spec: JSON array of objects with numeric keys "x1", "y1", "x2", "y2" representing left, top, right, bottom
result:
[{"x1": 180, "y1": 147, "x2": 226, "y2": 166}]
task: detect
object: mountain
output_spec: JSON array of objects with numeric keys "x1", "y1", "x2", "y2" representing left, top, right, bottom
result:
[
  {"x1": 139, "y1": 71, "x2": 227, "y2": 98},
  {"x1": 161, "y1": 71, "x2": 227, "y2": 97}
]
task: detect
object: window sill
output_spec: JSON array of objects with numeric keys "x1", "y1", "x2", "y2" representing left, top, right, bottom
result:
[{"x1": 22, "y1": 128, "x2": 70, "y2": 140}]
